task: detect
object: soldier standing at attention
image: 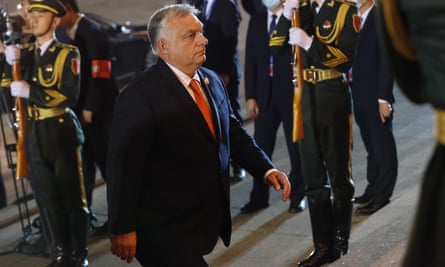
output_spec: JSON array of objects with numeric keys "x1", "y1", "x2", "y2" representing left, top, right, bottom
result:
[
  {"x1": 270, "y1": 0, "x2": 359, "y2": 266},
  {"x1": 2, "y1": 0, "x2": 88, "y2": 266}
]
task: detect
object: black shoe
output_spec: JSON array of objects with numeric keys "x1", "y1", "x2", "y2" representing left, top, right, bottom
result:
[
  {"x1": 355, "y1": 200, "x2": 390, "y2": 215},
  {"x1": 289, "y1": 199, "x2": 306, "y2": 213},
  {"x1": 298, "y1": 247, "x2": 340, "y2": 267},
  {"x1": 231, "y1": 168, "x2": 246, "y2": 182},
  {"x1": 353, "y1": 194, "x2": 371, "y2": 204},
  {"x1": 240, "y1": 202, "x2": 269, "y2": 214},
  {"x1": 71, "y1": 257, "x2": 88, "y2": 267}
]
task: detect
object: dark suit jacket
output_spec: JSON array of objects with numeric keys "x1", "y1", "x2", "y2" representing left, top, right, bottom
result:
[
  {"x1": 107, "y1": 59, "x2": 274, "y2": 259},
  {"x1": 351, "y1": 7, "x2": 393, "y2": 110},
  {"x1": 203, "y1": 0, "x2": 241, "y2": 83},
  {"x1": 245, "y1": 12, "x2": 294, "y2": 110},
  {"x1": 71, "y1": 16, "x2": 117, "y2": 121}
]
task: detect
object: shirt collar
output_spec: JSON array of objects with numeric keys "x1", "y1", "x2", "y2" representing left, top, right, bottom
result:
[
  {"x1": 166, "y1": 62, "x2": 200, "y2": 88},
  {"x1": 36, "y1": 38, "x2": 55, "y2": 55},
  {"x1": 359, "y1": 4, "x2": 373, "y2": 29}
]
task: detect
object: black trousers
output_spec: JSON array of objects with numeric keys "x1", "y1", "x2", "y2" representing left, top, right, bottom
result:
[
  {"x1": 299, "y1": 107, "x2": 354, "y2": 247},
  {"x1": 354, "y1": 106, "x2": 398, "y2": 203},
  {"x1": 82, "y1": 119, "x2": 111, "y2": 209},
  {"x1": 27, "y1": 112, "x2": 88, "y2": 258}
]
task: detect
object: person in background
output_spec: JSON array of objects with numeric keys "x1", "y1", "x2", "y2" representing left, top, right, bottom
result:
[
  {"x1": 377, "y1": 0, "x2": 445, "y2": 266},
  {"x1": 3, "y1": 0, "x2": 88, "y2": 265},
  {"x1": 350, "y1": 0, "x2": 398, "y2": 216},
  {"x1": 57, "y1": 0, "x2": 118, "y2": 232},
  {"x1": 107, "y1": 4, "x2": 290, "y2": 266},
  {"x1": 270, "y1": 0, "x2": 359, "y2": 265},
  {"x1": 241, "y1": 0, "x2": 305, "y2": 214}
]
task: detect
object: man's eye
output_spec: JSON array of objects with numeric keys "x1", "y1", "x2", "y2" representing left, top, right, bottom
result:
[{"x1": 185, "y1": 33, "x2": 196, "y2": 39}]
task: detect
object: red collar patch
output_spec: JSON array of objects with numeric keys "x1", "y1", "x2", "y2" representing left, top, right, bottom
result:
[{"x1": 353, "y1": 14, "x2": 361, "y2": 33}]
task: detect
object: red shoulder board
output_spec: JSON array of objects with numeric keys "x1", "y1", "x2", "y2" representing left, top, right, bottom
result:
[
  {"x1": 353, "y1": 14, "x2": 361, "y2": 33},
  {"x1": 71, "y1": 58, "x2": 80, "y2": 75}
]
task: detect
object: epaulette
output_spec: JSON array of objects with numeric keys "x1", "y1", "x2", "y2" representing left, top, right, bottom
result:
[
  {"x1": 300, "y1": 0, "x2": 310, "y2": 7},
  {"x1": 334, "y1": 0, "x2": 357, "y2": 6},
  {"x1": 22, "y1": 43, "x2": 35, "y2": 52},
  {"x1": 54, "y1": 42, "x2": 77, "y2": 51}
]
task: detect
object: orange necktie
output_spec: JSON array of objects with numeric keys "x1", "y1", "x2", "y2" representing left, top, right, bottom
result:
[{"x1": 189, "y1": 79, "x2": 216, "y2": 138}]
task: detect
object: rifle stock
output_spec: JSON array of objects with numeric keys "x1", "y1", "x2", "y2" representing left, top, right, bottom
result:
[
  {"x1": 12, "y1": 61, "x2": 29, "y2": 179},
  {"x1": 291, "y1": 9, "x2": 304, "y2": 142}
]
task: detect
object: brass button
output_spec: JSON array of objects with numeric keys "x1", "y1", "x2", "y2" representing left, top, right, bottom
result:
[{"x1": 58, "y1": 118, "x2": 64, "y2": 123}]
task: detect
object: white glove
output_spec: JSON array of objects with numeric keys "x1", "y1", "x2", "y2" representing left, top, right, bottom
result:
[
  {"x1": 283, "y1": 0, "x2": 299, "y2": 20},
  {"x1": 5, "y1": 45, "x2": 20, "y2": 65},
  {"x1": 10, "y1": 81, "x2": 30, "y2": 98},
  {"x1": 289, "y1": 27, "x2": 313, "y2": 50}
]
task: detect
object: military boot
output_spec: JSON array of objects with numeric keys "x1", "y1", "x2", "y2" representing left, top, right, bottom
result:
[
  {"x1": 70, "y1": 208, "x2": 89, "y2": 267},
  {"x1": 333, "y1": 199, "x2": 353, "y2": 255},
  {"x1": 298, "y1": 196, "x2": 340, "y2": 267}
]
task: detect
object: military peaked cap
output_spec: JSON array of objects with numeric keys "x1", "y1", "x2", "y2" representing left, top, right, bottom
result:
[{"x1": 28, "y1": 0, "x2": 67, "y2": 17}]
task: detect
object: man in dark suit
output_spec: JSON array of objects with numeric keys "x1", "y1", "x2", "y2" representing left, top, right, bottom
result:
[
  {"x1": 270, "y1": 0, "x2": 359, "y2": 265},
  {"x1": 241, "y1": 0, "x2": 305, "y2": 214},
  {"x1": 57, "y1": 0, "x2": 118, "y2": 227},
  {"x1": 377, "y1": 1, "x2": 445, "y2": 266},
  {"x1": 350, "y1": 0, "x2": 398, "y2": 215},
  {"x1": 107, "y1": 4, "x2": 291, "y2": 266}
]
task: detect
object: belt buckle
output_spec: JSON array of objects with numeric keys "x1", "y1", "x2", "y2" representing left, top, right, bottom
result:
[{"x1": 306, "y1": 69, "x2": 319, "y2": 84}]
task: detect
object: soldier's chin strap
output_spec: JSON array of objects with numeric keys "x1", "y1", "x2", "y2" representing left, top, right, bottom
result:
[{"x1": 436, "y1": 109, "x2": 445, "y2": 145}]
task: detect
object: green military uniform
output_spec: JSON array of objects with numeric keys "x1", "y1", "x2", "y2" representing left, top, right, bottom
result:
[
  {"x1": 2, "y1": 40, "x2": 88, "y2": 266},
  {"x1": 270, "y1": 0, "x2": 359, "y2": 265},
  {"x1": 377, "y1": 1, "x2": 445, "y2": 266}
]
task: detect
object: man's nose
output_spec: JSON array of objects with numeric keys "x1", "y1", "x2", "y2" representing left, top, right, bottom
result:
[{"x1": 198, "y1": 33, "x2": 208, "y2": 45}]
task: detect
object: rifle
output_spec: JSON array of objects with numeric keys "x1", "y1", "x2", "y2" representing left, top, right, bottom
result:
[
  {"x1": 3, "y1": 10, "x2": 28, "y2": 179},
  {"x1": 291, "y1": 8, "x2": 304, "y2": 141}
]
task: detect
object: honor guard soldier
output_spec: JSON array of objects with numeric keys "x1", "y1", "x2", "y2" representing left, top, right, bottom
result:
[
  {"x1": 2, "y1": 0, "x2": 89, "y2": 266},
  {"x1": 377, "y1": 1, "x2": 445, "y2": 266},
  {"x1": 270, "y1": 0, "x2": 359, "y2": 266}
]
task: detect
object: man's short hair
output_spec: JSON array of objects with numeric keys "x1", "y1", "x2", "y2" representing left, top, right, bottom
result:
[
  {"x1": 59, "y1": 0, "x2": 79, "y2": 12},
  {"x1": 147, "y1": 4, "x2": 198, "y2": 54}
]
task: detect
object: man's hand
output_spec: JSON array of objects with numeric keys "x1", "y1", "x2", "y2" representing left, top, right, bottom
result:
[
  {"x1": 283, "y1": 0, "x2": 299, "y2": 20},
  {"x1": 81, "y1": 109, "x2": 93, "y2": 125},
  {"x1": 111, "y1": 231, "x2": 137, "y2": 263},
  {"x1": 10, "y1": 81, "x2": 30, "y2": 98},
  {"x1": 289, "y1": 27, "x2": 313, "y2": 50},
  {"x1": 246, "y1": 99, "x2": 259, "y2": 119},
  {"x1": 264, "y1": 170, "x2": 291, "y2": 201},
  {"x1": 5, "y1": 45, "x2": 20, "y2": 65},
  {"x1": 218, "y1": 73, "x2": 230, "y2": 86},
  {"x1": 378, "y1": 100, "x2": 392, "y2": 123}
]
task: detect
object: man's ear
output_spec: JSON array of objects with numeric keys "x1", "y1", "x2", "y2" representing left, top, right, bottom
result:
[
  {"x1": 53, "y1": 16, "x2": 61, "y2": 27},
  {"x1": 157, "y1": 38, "x2": 169, "y2": 56}
]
